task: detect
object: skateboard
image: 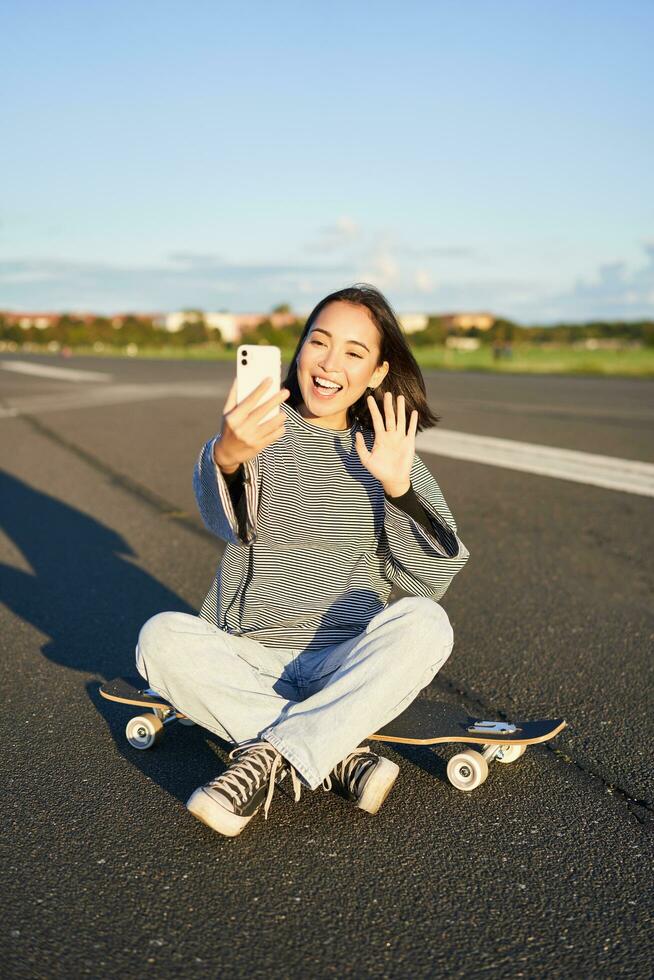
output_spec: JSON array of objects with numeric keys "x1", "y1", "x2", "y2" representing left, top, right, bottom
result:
[
  {"x1": 99, "y1": 677, "x2": 566, "y2": 792},
  {"x1": 370, "y1": 698, "x2": 566, "y2": 791},
  {"x1": 99, "y1": 677, "x2": 196, "y2": 749}
]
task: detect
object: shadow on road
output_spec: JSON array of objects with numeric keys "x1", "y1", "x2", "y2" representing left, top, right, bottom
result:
[{"x1": 0, "y1": 468, "x2": 234, "y2": 799}]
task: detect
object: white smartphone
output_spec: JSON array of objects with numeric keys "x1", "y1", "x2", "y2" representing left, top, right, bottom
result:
[{"x1": 236, "y1": 345, "x2": 282, "y2": 424}]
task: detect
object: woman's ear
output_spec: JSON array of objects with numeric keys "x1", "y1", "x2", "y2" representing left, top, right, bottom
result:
[{"x1": 370, "y1": 361, "x2": 390, "y2": 389}]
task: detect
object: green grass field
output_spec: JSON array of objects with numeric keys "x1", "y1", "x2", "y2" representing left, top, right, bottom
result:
[
  {"x1": 4, "y1": 341, "x2": 654, "y2": 377},
  {"x1": 409, "y1": 343, "x2": 654, "y2": 377}
]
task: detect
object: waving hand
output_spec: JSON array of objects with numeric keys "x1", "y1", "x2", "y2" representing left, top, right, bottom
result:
[{"x1": 354, "y1": 392, "x2": 418, "y2": 496}]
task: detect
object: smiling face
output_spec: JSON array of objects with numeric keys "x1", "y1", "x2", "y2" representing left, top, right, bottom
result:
[{"x1": 295, "y1": 301, "x2": 390, "y2": 429}]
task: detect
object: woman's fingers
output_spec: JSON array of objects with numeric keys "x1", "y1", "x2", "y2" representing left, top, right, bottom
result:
[
  {"x1": 217, "y1": 377, "x2": 289, "y2": 469},
  {"x1": 226, "y1": 376, "x2": 270, "y2": 415},
  {"x1": 225, "y1": 376, "x2": 287, "y2": 419},
  {"x1": 396, "y1": 393, "x2": 406, "y2": 432},
  {"x1": 247, "y1": 388, "x2": 289, "y2": 430},
  {"x1": 225, "y1": 375, "x2": 289, "y2": 437},
  {"x1": 223, "y1": 376, "x2": 238, "y2": 414},
  {"x1": 367, "y1": 393, "x2": 384, "y2": 433},
  {"x1": 369, "y1": 392, "x2": 412, "y2": 433}
]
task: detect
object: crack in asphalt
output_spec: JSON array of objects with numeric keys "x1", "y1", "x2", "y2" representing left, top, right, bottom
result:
[{"x1": 430, "y1": 674, "x2": 653, "y2": 828}]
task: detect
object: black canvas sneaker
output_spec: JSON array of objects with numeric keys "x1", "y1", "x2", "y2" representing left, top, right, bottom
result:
[
  {"x1": 186, "y1": 739, "x2": 301, "y2": 837},
  {"x1": 322, "y1": 745, "x2": 399, "y2": 814}
]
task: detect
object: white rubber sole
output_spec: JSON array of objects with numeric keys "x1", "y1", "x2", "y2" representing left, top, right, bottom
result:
[
  {"x1": 357, "y1": 757, "x2": 400, "y2": 814},
  {"x1": 186, "y1": 787, "x2": 254, "y2": 837}
]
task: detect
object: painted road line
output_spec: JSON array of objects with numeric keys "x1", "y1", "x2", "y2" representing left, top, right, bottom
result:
[
  {"x1": 416, "y1": 428, "x2": 654, "y2": 498},
  {"x1": 444, "y1": 396, "x2": 654, "y2": 423},
  {"x1": 1, "y1": 379, "x2": 652, "y2": 498},
  {"x1": 1, "y1": 361, "x2": 112, "y2": 382},
  {"x1": 0, "y1": 383, "x2": 223, "y2": 418}
]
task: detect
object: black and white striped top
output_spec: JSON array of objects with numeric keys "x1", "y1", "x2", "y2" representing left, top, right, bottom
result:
[{"x1": 193, "y1": 400, "x2": 470, "y2": 651}]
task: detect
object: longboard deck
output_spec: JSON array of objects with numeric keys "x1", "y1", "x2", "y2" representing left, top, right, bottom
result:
[
  {"x1": 100, "y1": 677, "x2": 188, "y2": 716},
  {"x1": 100, "y1": 677, "x2": 566, "y2": 746},
  {"x1": 372, "y1": 698, "x2": 566, "y2": 745}
]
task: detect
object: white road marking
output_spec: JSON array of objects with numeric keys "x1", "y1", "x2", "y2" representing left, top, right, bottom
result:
[
  {"x1": 1, "y1": 376, "x2": 652, "y2": 497},
  {"x1": 0, "y1": 383, "x2": 223, "y2": 419},
  {"x1": 416, "y1": 428, "x2": 654, "y2": 498},
  {"x1": 1, "y1": 360, "x2": 111, "y2": 382},
  {"x1": 444, "y1": 395, "x2": 654, "y2": 423}
]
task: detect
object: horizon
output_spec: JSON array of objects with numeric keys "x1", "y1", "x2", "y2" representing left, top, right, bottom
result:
[{"x1": 3, "y1": 306, "x2": 650, "y2": 329}]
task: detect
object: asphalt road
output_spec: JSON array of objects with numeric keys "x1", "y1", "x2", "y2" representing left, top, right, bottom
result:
[{"x1": 1, "y1": 353, "x2": 652, "y2": 978}]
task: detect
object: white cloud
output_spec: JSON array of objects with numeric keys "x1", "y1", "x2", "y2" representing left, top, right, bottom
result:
[
  {"x1": 528, "y1": 243, "x2": 654, "y2": 321},
  {"x1": 0, "y1": 256, "x2": 348, "y2": 314},
  {"x1": 3, "y1": 242, "x2": 653, "y2": 321}
]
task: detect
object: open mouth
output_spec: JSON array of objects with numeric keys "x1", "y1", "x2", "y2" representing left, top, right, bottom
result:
[{"x1": 311, "y1": 375, "x2": 343, "y2": 398}]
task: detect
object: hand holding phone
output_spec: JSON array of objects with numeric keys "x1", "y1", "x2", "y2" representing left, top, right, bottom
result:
[{"x1": 213, "y1": 375, "x2": 290, "y2": 473}]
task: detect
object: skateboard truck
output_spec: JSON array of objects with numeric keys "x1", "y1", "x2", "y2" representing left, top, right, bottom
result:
[{"x1": 467, "y1": 720, "x2": 519, "y2": 735}]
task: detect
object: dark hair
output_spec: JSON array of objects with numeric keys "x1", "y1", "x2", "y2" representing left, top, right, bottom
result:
[{"x1": 282, "y1": 283, "x2": 441, "y2": 432}]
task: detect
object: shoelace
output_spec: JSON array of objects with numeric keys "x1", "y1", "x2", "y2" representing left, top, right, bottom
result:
[
  {"x1": 321, "y1": 745, "x2": 374, "y2": 795},
  {"x1": 209, "y1": 740, "x2": 302, "y2": 820}
]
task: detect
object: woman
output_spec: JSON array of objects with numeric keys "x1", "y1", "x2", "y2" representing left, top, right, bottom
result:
[{"x1": 136, "y1": 284, "x2": 470, "y2": 837}]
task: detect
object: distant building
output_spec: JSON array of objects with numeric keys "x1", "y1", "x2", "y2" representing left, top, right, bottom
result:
[
  {"x1": 164, "y1": 310, "x2": 297, "y2": 340},
  {"x1": 399, "y1": 314, "x2": 428, "y2": 334},
  {"x1": 395, "y1": 312, "x2": 497, "y2": 336},
  {"x1": 439, "y1": 312, "x2": 496, "y2": 332},
  {"x1": 1, "y1": 307, "x2": 496, "y2": 341},
  {"x1": 2, "y1": 312, "x2": 62, "y2": 329},
  {"x1": 163, "y1": 311, "x2": 204, "y2": 334},
  {"x1": 204, "y1": 313, "x2": 240, "y2": 341},
  {"x1": 111, "y1": 313, "x2": 166, "y2": 329},
  {"x1": 0, "y1": 311, "x2": 167, "y2": 329}
]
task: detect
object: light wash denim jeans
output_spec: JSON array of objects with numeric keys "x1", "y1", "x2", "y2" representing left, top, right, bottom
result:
[{"x1": 135, "y1": 596, "x2": 454, "y2": 790}]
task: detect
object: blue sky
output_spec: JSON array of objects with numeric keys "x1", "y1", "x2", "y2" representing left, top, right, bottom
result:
[{"x1": 1, "y1": 0, "x2": 652, "y2": 322}]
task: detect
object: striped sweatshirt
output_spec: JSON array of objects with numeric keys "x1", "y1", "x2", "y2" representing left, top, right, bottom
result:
[{"x1": 193, "y1": 400, "x2": 470, "y2": 651}]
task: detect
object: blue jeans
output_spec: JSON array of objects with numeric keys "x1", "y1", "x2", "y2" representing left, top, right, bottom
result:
[{"x1": 136, "y1": 596, "x2": 454, "y2": 790}]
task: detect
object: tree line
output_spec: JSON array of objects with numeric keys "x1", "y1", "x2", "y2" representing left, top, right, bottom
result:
[
  {"x1": 1, "y1": 311, "x2": 652, "y2": 349},
  {"x1": 410, "y1": 317, "x2": 654, "y2": 347}
]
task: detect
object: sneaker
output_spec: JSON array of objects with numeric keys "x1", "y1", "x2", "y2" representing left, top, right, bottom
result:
[
  {"x1": 186, "y1": 739, "x2": 301, "y2": 837},
  {"x1": 322, "y1": 745, "x2": 399, "y2": 814}
]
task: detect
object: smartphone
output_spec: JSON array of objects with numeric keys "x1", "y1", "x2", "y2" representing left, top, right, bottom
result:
[{"x1": 236, "y1": 345, "x2": 282, "y2": 424}]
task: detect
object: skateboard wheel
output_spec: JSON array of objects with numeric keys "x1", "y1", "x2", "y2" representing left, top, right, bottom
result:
[
  {"x1": 126, "y1": 714, "x2": 164, "y2": 749},
  {"x1": 447, "y1": 750, "x2": 489, "y2": 791},
  {"x1": 496, "y1": 744, "x2": 526, "y2": 764}
]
